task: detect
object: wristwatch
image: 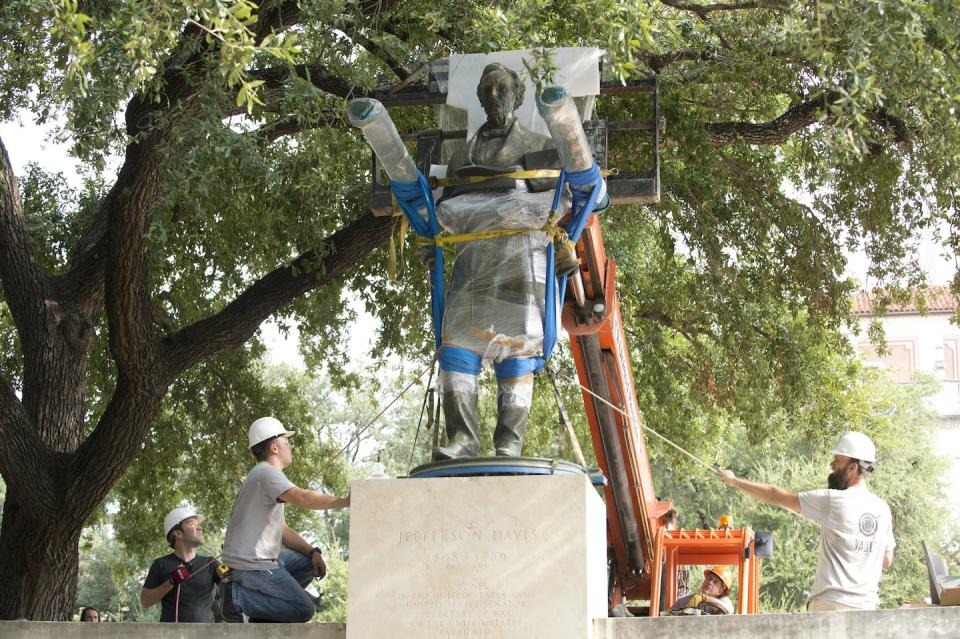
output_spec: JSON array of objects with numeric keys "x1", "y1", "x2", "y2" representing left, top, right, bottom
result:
[{"x1": 309, "y1": 547, "x2": 322, "y2": 557}]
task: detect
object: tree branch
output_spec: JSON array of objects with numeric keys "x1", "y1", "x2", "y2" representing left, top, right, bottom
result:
[
  {"x1": 102, "y1": 140, "x2": 167, "y2": 383},
  {"x1": 0, "y1": 137, "x2": 49, "y2": 343},
  {"x1": 247, "y1": 111, "x2": 346, "y2": 142},
  {"x1": 866, "y1": 108, "x2": 911, "y2": 146},
  {"x1": 638, "y1": 49, "x2": 717, "y2": 73},
  {"x1": 706, "y1": 93, "x2": 838, "y2": 145},
  {"x1": 163, "y1": 211, "x2": 393, "y2": 374},
  {"x1": 220, "y1": 60, "x2": 361, "y2": 120},
  {"x1": 250, "y1": 61, "x2": 359, "y2": 99},
  {"x1": 70, "y1": 210, "x2": 394, "y2": 500},
  {"x1": 349, "y1": 31, "x2": 412, "y2": 79},
  {"x1": 658, "y1": 0, "x2": 787, "y2": 18},
  {"x1": 254, "y1": 1, "x2": 302, "y2": 43},
  {"x1": 0, "y1": 374, "x2": 56, "y2": 509},
  {"x1": 251, "y1": 0, "x2": 406, "y2": 43},
  {"x1": 706, "y1": 92, "x2": 912, "y2": 146},
  {"x1": 67, "y1": 373, "x2": 169, "y2": 516},
  {"x1": 633, "y1": 310, "x2": 708, "y2": 343},
  {"x1": 57, "y1": 21, "x2": 212, "y2": 314}
]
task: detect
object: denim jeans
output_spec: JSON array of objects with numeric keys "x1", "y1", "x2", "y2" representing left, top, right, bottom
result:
[{"x1": 231, "y1": 548, "x2": 316, "y2": 622}]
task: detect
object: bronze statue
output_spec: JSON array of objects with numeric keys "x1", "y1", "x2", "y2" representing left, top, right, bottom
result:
[
  {"x1": 432, "y1": 63, "x2": 566, "y2": 460},
  {"x1": 349, "y1": 62, "x2": 602, "y2": 462}
]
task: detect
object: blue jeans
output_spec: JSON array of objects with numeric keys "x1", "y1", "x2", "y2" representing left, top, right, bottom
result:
[{"x1": 231, "y1": 548, "x2": 316, "y2": 622}]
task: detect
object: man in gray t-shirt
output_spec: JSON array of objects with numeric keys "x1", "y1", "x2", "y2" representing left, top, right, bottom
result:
[
  {"x1": 716, "y1": 431, "x2": 894, "y2": 611},
  {"x1": 221, "y1": 417, "x2": 350, "y2": 622}
]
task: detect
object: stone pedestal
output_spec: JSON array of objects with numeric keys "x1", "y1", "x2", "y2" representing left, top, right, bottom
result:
[{"x1": 346, "y1": 474, "x2": 607, "y2": 639}]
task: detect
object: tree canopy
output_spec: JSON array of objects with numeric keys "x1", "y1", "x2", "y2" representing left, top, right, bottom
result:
[{"x1": 1, "y1": 0, "x2": 959, "y2": 619}]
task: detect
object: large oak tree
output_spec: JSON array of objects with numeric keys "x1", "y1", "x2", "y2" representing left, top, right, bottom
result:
[{"x1": 1, "y1": 0, "x2": 957, "y2": 619}]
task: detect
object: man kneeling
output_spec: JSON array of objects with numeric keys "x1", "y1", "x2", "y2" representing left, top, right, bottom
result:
[
  {"x1": 221, "y1": 417, "x2": 350, "y2": 622},
  {"x1": 668, "y1": 566, "x2": 735, "y2": 616}
]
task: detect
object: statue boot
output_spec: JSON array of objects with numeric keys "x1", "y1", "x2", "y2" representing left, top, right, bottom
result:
[
  {"x1": 493, "y1": 376, "x2": 533, "y2": 457},
  {"x1": 433, "y1": 389, "x2": 480, "y2": 460}
]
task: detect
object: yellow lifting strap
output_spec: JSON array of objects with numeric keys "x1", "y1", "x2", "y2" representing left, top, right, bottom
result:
[
  {"x1": 428, "y1": 169, "x2": 562, "y2": 187},
  {"x1": 416, "y1": 212, "x2": 573, "y2": 252},
  {"x1": 390, "y1": 167, "x2": 616, "y2": 268},
  {"x1": 390, "y1": 169, "x2": 616, "y2": 216},
  {"x1": 429, "y1": 167, "x2": 616, "y2": 188}
]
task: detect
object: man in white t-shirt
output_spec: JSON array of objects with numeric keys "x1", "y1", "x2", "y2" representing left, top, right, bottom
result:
[
  {"x1": 716, "y1": 431, "x2": 895, "y2": 611},
  {"x1": 221, "y1": 417, "x2": 350, "y2": 622}
]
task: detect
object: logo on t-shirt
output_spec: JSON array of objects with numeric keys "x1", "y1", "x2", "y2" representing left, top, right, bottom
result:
[{"x1": 859, "y1": 513, "x2": 879, "y2": 536}]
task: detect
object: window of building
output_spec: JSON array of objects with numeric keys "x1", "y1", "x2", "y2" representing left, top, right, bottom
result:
[{"x1": 858, "y1": 340, "x2": 916, "y2": 383}]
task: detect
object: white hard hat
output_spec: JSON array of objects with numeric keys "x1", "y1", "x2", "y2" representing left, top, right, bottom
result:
[
  {"x1": 164, "y1": 506, "x2": 204, "y2": 538},
  {"x1": 248, "y1": 416, "x2": 296, "y2": 448},
  {"x1": 832, "y1": 431, "x2": 877, "y2": 463}
]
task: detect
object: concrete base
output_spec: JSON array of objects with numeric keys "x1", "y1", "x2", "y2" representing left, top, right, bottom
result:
[
  {"x1": 346, "y1": 474, "x2": 607, "y2": 639},
  {"x1": 4, "y1": 608, "x2": 960, "y2": 638},
  {"x1": 0, "y1": 622, "x2": 343, "y2": 638},
  {"x1": 594, "y1": 607, "x2": 960, "y2": 638}
]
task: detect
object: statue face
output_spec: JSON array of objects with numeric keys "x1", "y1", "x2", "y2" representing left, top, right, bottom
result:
[{"x1": 478, "y1": 70, "x2": 517, "y2": 128}]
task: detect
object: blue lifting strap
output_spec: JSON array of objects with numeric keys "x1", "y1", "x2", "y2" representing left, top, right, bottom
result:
[
  {"x1": 390, "y1": 173, "x2": 445, "y2": 348},
  {"x1": 562, "y1": 162, "x2": 610, "y2": 243},
  {"x1": 392, "y1": 164, "x2": 607, "y2": 367},
  {"x1": 438, "y1": 346, "x2": 482, "y2": 375},
  {"x1": 494, "y1": 356, "x2": 544, "y2": 379},
  {"x1": 542, "y1": 162, "x2": 608, "y2": 360}
]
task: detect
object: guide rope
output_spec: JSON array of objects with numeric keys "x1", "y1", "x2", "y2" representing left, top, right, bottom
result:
[
  {"x1": 408, "y1": 358, "x2": 438, "y2": 469},
  {"x1": 172, "y1": 555, "x2": 221, "y2": 623},
  {"x1": 544, "y1": 364, "x2": 587, "y2": 467},
  {"x1": 311, "y1": 359, "x2": 436, "y2": 482},
  {"x1": 563, "y1": 372, "x2": 717, "y2": 472},
  {"x1": 553, "y1": 370, "x2": 809, "y2": 521}
]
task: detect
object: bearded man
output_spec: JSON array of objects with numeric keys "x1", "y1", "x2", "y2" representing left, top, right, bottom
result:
[
  {"x1": 141, "y1": 506, "x2": 223, "y2": 622},
  {"x1": 716, "y1": 431, "x2": 895, "y2": 611}
]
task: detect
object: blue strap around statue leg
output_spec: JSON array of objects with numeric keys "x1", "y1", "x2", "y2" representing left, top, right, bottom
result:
[
  {"x1": 494, "y1": 357, "x2": 544, "y2": 379},
  {"x1": 438, "y1": 346, "x2": 482, "y2": 375}
]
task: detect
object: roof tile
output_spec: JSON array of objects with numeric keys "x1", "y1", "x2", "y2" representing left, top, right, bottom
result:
[{"x1": 851, "y1": 285, "x2": 958, "y2": 316}]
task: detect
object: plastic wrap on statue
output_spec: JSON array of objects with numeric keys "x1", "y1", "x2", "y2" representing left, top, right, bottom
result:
[
  {"x1": 437, "y1": 181, "x2": 569, "y2": 363},
  {"x1": 346, "y1": 98, "x2": 419, "y2": 182}
]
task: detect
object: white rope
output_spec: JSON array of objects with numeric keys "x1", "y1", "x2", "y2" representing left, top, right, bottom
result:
[
  {"x1": 558, "y1": 372, "x2": 810, "y2": 521},
  {"x1": 312, "y1": 359, "x2": 435, "y2": 482},
  {"x1": 567, "y1": 375, "x2": 717, "y2": 471}
]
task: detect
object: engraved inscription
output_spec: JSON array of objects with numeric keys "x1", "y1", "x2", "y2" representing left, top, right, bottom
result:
[
  {"x1": 397, "y1": 526, "x2": 541, "y2": 545},
  {"x1": 395, "y1": 584, "x2": 536, "y2": 637}
]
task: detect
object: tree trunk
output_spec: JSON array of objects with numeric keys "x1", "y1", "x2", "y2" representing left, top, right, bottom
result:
[
  {"x1": 0, "y1": 3, "x2": 403, "y2": 620},
  {"x1": 0, "y1": 494, "x2": 81, "y2": 620}
]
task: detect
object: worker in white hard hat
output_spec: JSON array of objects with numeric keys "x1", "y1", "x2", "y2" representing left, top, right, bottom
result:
[
  {"x1": 716, "y1": 431, "x2": 895, "y2": 611},
  {"x1": 140, "y1": 506, "x2": 223, "y2": 622},
  {"x1": 220, "y1": 417, "x2": 350, "y2": 623}
]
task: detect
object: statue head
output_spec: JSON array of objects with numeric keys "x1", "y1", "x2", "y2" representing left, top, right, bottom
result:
[{"x1": 476, "y1": 63, "x2": 525, "y2": 129}]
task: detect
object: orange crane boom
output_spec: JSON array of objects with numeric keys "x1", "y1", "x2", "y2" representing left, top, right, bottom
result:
[
  {"x1": 562, "y1": 213, "x2": 672, "y2": 604},
  {"x1": 563, "y1": 207, "x2": 765, "y2": 615}
]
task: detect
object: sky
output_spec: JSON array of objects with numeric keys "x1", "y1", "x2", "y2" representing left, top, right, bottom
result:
[{"x1": 1, "y1": 111, "x2": 85, "y2": 178}]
